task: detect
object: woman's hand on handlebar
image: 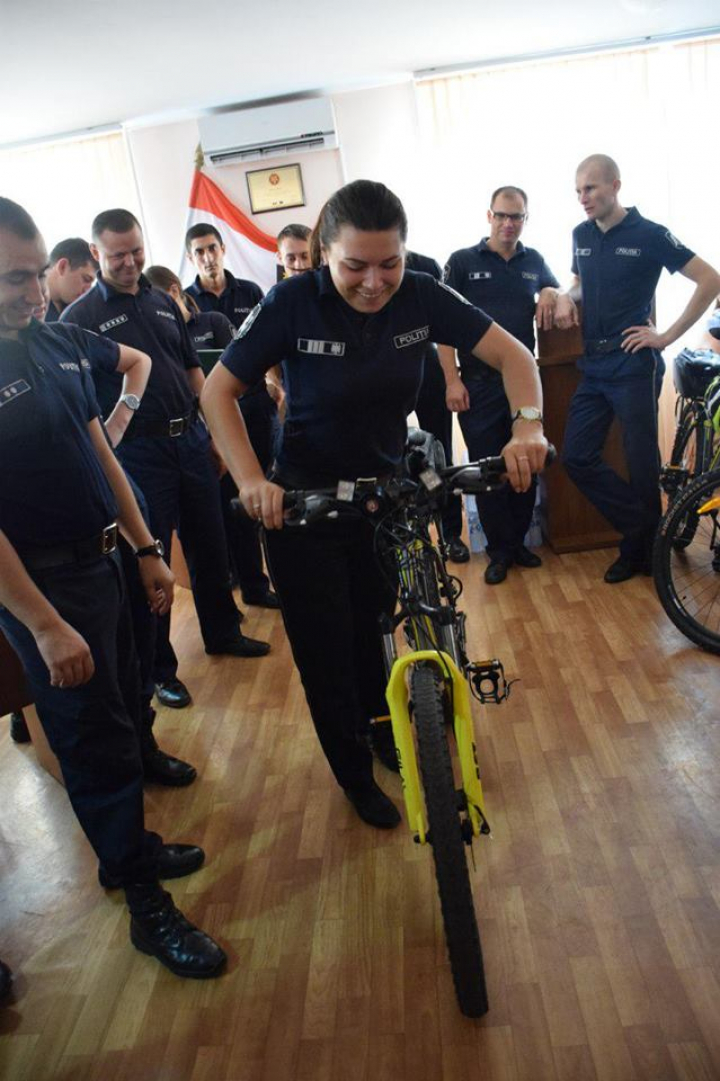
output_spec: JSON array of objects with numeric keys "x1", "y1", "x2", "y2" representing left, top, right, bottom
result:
[
  {"x1": 501, "y1": 427, "x2": 549, "y2": 492},
  {"x1": 239, "y1": 478, "x2": 286, "y2": 530}
]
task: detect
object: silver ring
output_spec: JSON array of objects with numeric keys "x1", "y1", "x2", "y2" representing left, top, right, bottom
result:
[
  {"x1": 252, "y1": 503, "x2": 261, "y2": 510},
  {"x1": 518, "y1": 456, "x2": 530, "y2": 461}
]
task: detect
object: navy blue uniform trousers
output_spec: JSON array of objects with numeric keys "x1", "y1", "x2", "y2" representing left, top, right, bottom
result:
[
  {"x1": 220, "y1": 388, "x2": 278, "y2": 600},
  {"x1": 0, "y1": 553, "x2": 161, "y2": 883},
  {"x1": 458, "y1": 376, "x2": 537, "y2": 562},
  {"x1": 118, "y1": 421, "x2": 240, "y2": 682},
  {"x1": 264, "y1": 515, "x2": 395, "y2": 790},
  {"x1": 562, "y1": 350, "x2": 664, "y2": 563}
]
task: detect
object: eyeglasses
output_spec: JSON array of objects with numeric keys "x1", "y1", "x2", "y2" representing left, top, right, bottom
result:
[{"x1": 490, "y1": 211, "x2": 526, "y2": 223}]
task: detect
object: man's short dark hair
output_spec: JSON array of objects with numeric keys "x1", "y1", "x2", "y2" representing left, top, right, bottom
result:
[
  {"x1": 490, "y1": 185, "x2": 528, "y2": 209},
  {"x1": 277, "y1": 223, "x2": 311, "y2": 245},
  {"x1": 49, "y1": 237, "x2": 99, "y2": 270},
  {"x1": 91, "y1": 209, "x2": 141, "y2": 241},
  {"x1": 0, "y1": 197, "x2": 39, "y2": 241},
  {"x1": 185, "y1": 223, "x2": 223, "y2": 252}
]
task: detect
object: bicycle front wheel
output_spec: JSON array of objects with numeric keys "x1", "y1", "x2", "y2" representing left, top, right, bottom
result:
[
  {"x1": 411, "y1": 664, "x2": 488, "y2": 1017},
  {"x1": 664, "y1": 405, "x2": 711, "y2": 549},
  {"x1": 653, "y1": 468, "x2": 720, "y2": 654}
]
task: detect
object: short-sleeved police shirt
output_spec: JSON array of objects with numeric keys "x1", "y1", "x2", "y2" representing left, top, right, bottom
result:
[
  {"x1": 443, "y1": 240, "x2": 559, "y2": 380},
  {"x1": 186, "y1": 271, "x2": 263, "y2": 331},
  {"x1": 187, "y1": 310, "x2": 235, "y2": 350},
  {"x1": 570, "y1": 207, "x2": 695, "y2": 342},
  {"x1": 220, "y1": 266, "x2": 492, "y2": 482},
  {"x1": 0, "y1": 320, "x2": 117, "y2": 549},
  {"x1": 61, "y1": 273, "x2": 199, "y2": 420}
]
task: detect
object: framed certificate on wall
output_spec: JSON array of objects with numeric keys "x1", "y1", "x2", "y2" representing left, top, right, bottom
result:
[{"x1": 246, "y1": 163, "x2": 305, "y2": 214}]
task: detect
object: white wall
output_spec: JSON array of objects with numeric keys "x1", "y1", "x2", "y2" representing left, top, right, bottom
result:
[{"x1": 124, "y1": 82, "x2": 420, "y2": 282}]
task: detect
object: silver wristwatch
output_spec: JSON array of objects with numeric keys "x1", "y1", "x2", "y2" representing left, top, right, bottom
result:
[
  {"x1": 512, "y1": 406, "x2": 543, "y2": 424},
  {"x1": 119, "y1": 393, "x2": 142, "y2": 412}
]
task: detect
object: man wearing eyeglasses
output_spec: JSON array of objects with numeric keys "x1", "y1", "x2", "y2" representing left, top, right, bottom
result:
[{"x1": 441, "y1": 186, "x2": 559, "y2": 584}]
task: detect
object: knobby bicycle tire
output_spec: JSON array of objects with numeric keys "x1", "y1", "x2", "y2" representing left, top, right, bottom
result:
[
  {"x1": 665, "y1": 404, "x2": 709, "y2": 549},
  {"x1": 411, "y1": 664, "x2": 488, "y2": 1017},
  {"x1": 653, "y1": 468, "x2": 720, "y2": 654}
]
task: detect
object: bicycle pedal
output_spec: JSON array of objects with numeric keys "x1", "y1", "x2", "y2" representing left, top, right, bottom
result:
[{"x1": 469, "y1": 659, "x2": 515, "y2": 703}]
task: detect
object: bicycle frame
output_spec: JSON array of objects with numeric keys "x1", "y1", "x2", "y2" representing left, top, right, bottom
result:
[{"x1": 385, "y1": 650, "x2": 489, "y2": 845}]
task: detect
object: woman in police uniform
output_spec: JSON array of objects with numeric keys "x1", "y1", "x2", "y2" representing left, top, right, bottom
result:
[{"x1": 201, "y1": 180, "x2": 547, "y2": 828}]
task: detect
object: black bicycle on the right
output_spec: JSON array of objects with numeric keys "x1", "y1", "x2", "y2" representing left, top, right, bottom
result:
[{"x1": 653, "y1": 350, "x2": 720, "y2": 653}]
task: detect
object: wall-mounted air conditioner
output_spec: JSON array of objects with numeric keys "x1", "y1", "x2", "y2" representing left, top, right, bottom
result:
[{"x1": 198, "y1": 99, "x2": 338, "y2": 166}]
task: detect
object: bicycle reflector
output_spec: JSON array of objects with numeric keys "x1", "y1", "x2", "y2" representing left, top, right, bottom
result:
[{"x1": 698, "y1": 494, "x2": 720, "y2": 514}]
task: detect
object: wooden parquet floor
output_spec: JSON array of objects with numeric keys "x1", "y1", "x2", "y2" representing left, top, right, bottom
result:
[{"x1": 1, "y1": 546, "x2": 720, "y2": 1081}]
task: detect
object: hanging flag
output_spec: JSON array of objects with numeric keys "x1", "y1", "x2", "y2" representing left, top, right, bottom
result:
[{"x1": 180, "y1": 167, "x2": 278, "y2": 295}]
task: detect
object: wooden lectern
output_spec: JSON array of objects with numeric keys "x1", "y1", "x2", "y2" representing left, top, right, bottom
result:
[{"x1": 537, "y1": 319, "x2": 626, "y2": 553}]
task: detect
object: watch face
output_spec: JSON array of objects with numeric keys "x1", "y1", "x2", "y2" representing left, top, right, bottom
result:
[
  {"x1": 123, "y1": 394, "x2": 141, "y2": 411},
  {"x1": 518, "y1": 407, "x2": 542, "y2": 421},
  {"x1": 154, "y1": 539, "x2": 165, "y2": 557}
]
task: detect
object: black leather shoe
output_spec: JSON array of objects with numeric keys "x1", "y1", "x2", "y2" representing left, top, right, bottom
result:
[
  {"x1": 369, "y1": 721, "x2": 400, "y2": 773},
  {"x1": 604, "y1": 557, "x2": 640, "y2": 584},
  {"x1": 484, "y1": 559, "x2": 510, "y2": 585},
  {"x1": 344, "y1": 780, "x2": 401, "y2": 829},
  {"x1": 100, "y1": 843, "x2": 205, "y2": 890},
  {"x1": 242, "y1": 590, "x2": 281, "y2": 610},
  {"x1": 127, "y1": 885, "x2": 226, "y2": 979},
  {"x1": 514, "y1": 545, "x2": 542, "y2": 569},
  {"x1": 446, "y1": 537, "x2": 470, "y2": 563},
  {"x1": 155, "y1": 679, "x2": 192, "y2": 709},
  {"x1": 0, "y1": 960, "x2": 12, "y2": 1000},
  {"x1": 142, "y1": 744, "x2": 197, "y2": 787},
  {"x1": 205, "y1": 632, "x2": 270, "y2": 657},
  {"x1": 10, "y1": 712, "x2": 31, "y2": 743}
]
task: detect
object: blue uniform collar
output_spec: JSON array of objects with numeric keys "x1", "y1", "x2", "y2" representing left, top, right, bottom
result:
[
  {"x1": 478, "y1": 238, "x2": 526, "y2": 260},
  {"x1": 191, "y1": 269, "x2": 239, "y2": 299},
  {"x1": 584, "y1": 205, "x2": 641, "y2": 238},
  {"x1": 95, "y1": 271, "x2": 152, "y2": 302}
]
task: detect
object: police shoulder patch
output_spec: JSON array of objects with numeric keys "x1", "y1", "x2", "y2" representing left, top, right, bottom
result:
[
  {"x1": 665, "y1": 231, "x2": 685, "y2": 250},
  {"x1": 236, "y1": 303, "x2": 262, "y2": 339},
  {"x1": 438, "y1": 280, "x2": 470, "y2": 305}
]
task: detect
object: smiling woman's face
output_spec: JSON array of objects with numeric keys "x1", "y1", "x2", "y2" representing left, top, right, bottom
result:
[{"x1": 322, "y1": 225, "x2": 405, "y2": 314}]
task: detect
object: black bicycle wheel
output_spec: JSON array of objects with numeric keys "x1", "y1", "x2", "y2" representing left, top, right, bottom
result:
[
  {"x1": 663, "y1": 403, "x2": 714, "y2": 549},
  {"x1": 653, "y1": 468, "x2": 720, "y2": 654},
  {"x1": 411, "y1": 665, "x2": 488, "y2": 1017}
]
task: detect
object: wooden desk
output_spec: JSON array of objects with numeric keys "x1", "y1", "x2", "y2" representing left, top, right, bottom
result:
[{"x1": 538, "y1": 322, "x2": 625, "y2": 553}]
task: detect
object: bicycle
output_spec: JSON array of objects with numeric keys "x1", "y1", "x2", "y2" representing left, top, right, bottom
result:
[
  {"x1": 276, "y1": 430, "x2": 553, "y2": 1017},
  {"x1": 653, "y1": 373, "x2": 720, "y2": 654},
  {"x1": 659, "y1": 348, "x2": 720, "y2": 549}
]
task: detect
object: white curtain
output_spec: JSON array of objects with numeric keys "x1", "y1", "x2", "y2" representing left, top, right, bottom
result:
[
  {"x1": 414, "y1": 38, "x2": 720, "y2": 457},
  {"x1": 0, "y1": 131, "x2": 143, "y2": 257}
]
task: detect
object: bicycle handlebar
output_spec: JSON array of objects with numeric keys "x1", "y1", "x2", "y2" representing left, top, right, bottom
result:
[{"x1": 280, "y1": 445, "x2": 556, "y2": 526}]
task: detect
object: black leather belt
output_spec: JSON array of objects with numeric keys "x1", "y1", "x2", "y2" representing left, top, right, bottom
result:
[
  {"x1": 19, "y1": 524, "x2": 119, "y2": 570},
  {"x1": 584, "y1": 335, "x2": 626, "y2": 357},
  {"x1": 125, "y1": 403, "x2": 199, "y2": 440}
]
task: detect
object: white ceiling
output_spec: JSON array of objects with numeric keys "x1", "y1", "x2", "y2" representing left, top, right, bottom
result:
[{"x1": 2, "y1": 0, "x2": 718, "y2": 148}]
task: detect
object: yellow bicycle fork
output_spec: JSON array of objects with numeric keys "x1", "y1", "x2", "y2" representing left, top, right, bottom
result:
[{"x1": 384, "y1": 650, "x2": 489, "y2": 844}]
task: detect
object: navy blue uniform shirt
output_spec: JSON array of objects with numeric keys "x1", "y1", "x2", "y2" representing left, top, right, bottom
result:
[
  {"x1": 44, "y1": 299, "x2": 62, "y2": 323},
  {"x1": 571, "y1": 207, "x2": 695, "y2": 343},
  {"x1": 443, "y1": 240, "x2": 558, "y2": 380},
  {"x1": 61, "y1": 273, "x2": 199, "y2": 421},
  {"x1": 187, "y1": 310, "x2": 235, "y2": 350},
  {"x1": 220, "y1": 266, "x2": 492, "y2": 482},
  {"x1": 0, "y1": 320, "x2": 118, "y2": 549},
  {"x1": 186, "y1": 270, "x2": 263, "y2": 331}
]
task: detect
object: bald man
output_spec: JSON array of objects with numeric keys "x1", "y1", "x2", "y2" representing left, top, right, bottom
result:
[{"x1": 555, "y1": 153, "x2": 720, "y2": 583}]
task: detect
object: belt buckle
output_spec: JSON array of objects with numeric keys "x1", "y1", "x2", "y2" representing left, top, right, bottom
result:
[
  {"x1": 169, "y1": 417, "x2": 185, "y2": 437},
  {"x1": 101, "y1": 523, "x2": 118, "y2": 555}
]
